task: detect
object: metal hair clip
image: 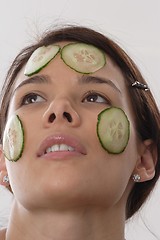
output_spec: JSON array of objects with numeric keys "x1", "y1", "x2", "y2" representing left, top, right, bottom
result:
[{"x1": 131, "y1": 81, "x2": 149, "y2": 91}]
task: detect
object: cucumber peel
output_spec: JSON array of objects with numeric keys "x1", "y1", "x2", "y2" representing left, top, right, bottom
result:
[
  {"x1": 24, "y1": 43, "x2": 106, "y2": 76},
  {"x1": 24, "y1": 44, "x2": 60, "y2": 76},
  {"x1": 61, "y1": 43, "x2": 106, "y2": 74},
  {"x1": 3, "y1": 115, "x2": 24, "y2": 161},
  {"x1": 97, "y1": 107, "x2": 130, "y2": 154}
]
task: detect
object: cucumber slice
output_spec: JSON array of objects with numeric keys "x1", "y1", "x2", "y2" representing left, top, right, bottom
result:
[
  {"x1": 3, "y1": 115, "x2": 24, "y2": 161},
  {"x1": 97, "y1": 107, "x2": 130, "y2": 154},
  {"x1": 24, "y1": 45, "x2": 60, "y2": 76},
  {"x1": 61, "y1": 43, "x2": 106, "y2": 74}
]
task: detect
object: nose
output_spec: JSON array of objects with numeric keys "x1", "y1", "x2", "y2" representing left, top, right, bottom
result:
[{"x1": 42, "y1": 98, "x2": 81, "y2": 128}]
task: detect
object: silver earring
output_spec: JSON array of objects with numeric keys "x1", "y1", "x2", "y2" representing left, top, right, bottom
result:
[
  {"x1": 132, "y1": 174, "x2": 141, "y2": 182},
  {"x1": 2, "y1": 175, "x2": 9, "y2": 184}
]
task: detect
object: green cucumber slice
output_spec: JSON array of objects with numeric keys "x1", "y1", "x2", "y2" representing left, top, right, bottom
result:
[
  {"x1": 97, "y1": 107, "x2": 130, "y2": 154},
  {"x1": 61, "y1": 43, "x2": 106, "y2": 74},
  {"x1": 24, "y1": 45, "x2": 60, "y2": 76},
  {"x1": 3, "y1": 115, "x2": 24, "y2": 161}
]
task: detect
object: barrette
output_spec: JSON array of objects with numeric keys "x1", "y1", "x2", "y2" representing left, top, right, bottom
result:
[{"x1": 131, "y1": 81, "x2": 149, "y2": 91}]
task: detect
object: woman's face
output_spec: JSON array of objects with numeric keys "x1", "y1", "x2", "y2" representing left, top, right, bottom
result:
[{"x1": 4, "y1": 43, "x2": 141, "y2": 210}]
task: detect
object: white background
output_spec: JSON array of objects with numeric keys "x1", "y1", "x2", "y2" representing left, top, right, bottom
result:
[{"x1": 0, "y1": 1, "x2": 160, "y2": 239}]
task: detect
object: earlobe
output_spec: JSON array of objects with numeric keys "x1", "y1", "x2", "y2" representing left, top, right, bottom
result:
[{"x1": 133, "y1": 139, "x2": 157, "y2": 182}]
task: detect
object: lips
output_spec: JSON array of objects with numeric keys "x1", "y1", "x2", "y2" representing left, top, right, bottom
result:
[{"x1": 37, "y1": 134, "x2": 87, "y2": 158}]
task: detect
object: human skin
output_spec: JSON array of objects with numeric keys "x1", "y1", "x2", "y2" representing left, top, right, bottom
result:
[{"x1": 0, "y1": 42, "x2": 156, "y2": 240}]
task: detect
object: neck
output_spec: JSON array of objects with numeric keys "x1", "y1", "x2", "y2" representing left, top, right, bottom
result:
[{"x1": 6, "y1": 201, "x2": 126, "y2": 240}]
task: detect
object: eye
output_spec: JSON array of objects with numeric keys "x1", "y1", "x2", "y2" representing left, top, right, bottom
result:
[
  {"x1": 83, "y1": 91, "x2": 110, "y2": 104},
  {"x1": 21, "y1": 93, "x2": 45, "y2": 105}
]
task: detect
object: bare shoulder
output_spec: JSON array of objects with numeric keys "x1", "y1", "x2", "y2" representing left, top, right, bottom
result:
[{"x1": 0, "y1": 228, "x2": 6, "y2": 240}]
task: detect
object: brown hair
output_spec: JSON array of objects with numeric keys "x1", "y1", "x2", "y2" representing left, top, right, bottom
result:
[{"x1": 0, "y1": 25, "x2": 160, "y2": 219}]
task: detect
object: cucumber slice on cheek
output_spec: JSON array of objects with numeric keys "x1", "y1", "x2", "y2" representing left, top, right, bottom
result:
[
  {"x1": 97, "y1": 107, "x2": 130, "y2": 154},
  {"x1": 3, "y1": 115, "x2": 24, "y2": 162}
]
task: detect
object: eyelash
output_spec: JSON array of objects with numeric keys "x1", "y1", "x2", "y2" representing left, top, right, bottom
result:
[
  {"x1": 83, "y1": 91, "x2": 111, "y2": 105},
  {"x1": 19, "y1": 91, "x2": 111, "y2": 107},
  {"x1": 20, "y1": 92, "x2": 45, "y2": 106}
]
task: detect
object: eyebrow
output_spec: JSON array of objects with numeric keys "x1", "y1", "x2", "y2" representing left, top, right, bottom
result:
[
  {"x1": 79, "y1": 75, "x2": 121, "y2": 93},
  {"x1": 14, "y1": 75, "x2": 50, "y2": 93},
  {"x1": 14, "y1": 74, "x2": 121, "y2": 94}
]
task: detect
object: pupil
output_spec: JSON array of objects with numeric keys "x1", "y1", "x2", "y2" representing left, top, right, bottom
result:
[
  {"x1": 29, "y1": 95, "x2": 37, "y2": 103},
  {"x1": 88, "y1": 95, "x2": 97, "y2": 102}
]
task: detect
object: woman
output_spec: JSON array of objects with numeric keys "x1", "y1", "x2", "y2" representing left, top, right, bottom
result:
[{"x1": 0, "y1": 25, "x2": 159, "y2": 240}]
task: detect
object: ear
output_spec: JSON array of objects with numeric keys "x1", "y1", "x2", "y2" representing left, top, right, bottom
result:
[
  {"x1": 133, "y1": 139, "x2": 157, "y2": 182},
  {"x1": 0, "y1": 144, "x2": 9, "y2": 187}
]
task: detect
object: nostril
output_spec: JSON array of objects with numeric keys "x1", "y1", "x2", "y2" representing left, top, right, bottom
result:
[
  {"x1": 63, "y1": 112, "x2": 72, "y2": 122},
  {"x1": 49, "y1": 113, "x2": 56, "y2": 123}
]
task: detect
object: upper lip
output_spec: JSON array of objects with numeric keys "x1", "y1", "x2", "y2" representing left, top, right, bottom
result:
[{"x1": 37, "y1": 133, "x2": 87, "y2": 157}]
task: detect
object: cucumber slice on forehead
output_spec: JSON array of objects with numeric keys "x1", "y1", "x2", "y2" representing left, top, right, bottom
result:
[
  {"x1": 61, "y1": 43, "x2": 106, "y2": 74},
  {"x1": 24, "y1": 43, "x2": 105, "y2": 76},
  {"x1": 3, "y1": 115, "x2": 24, "y2": 161},
  {"x1": 97, "y1": 107, "x2": 130, "y2": 154},
  {"x1": 24, "y1": 44, "x2": 60, "y2": 76}
]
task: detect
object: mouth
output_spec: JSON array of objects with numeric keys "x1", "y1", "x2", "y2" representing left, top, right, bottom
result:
[
  {"x1": 37, "y1": 134, "x2": 87, "y2": 158},
  {"x1": 45, "y1": 144, "x2": 75, "y2": 154}
]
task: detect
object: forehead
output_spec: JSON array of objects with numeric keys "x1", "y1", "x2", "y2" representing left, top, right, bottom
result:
[
  {"x1": 14, "y1": 41, "x2": 126, "y2": 93},
  {"x1": 13, "y1": 41, "x2": 128, "y2": 99}
]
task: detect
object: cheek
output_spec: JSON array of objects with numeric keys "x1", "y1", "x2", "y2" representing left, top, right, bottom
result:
[
  {"x1": 87, "y1": 110, "x2": 138, "y2": 191},
  {"x1": 5, "y1": 160, "x2": 27, "y2": 199},
  {"x1": 97, "y1": 107, "x2": 131, "y2": 155},
  {"x1": 2, "y1": 115, "x2": 24, "y2": 163}
]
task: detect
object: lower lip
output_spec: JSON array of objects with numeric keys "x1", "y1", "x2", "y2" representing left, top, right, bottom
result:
[{"x1": 39, "y1": 151, "x2": 83, "y2": 160}]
